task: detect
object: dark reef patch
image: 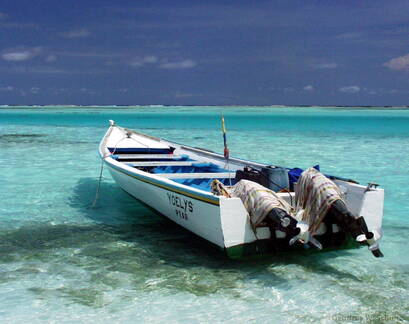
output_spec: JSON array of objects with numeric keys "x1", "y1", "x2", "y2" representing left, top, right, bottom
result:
[{"x1": 0, "y1": 134, "x2": 47, "y2": 144}]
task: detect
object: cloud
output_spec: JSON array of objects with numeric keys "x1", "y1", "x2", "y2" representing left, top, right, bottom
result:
[
  {"x1": 2, "y1": 47, "x2": 42, "y2": 61},
  {"x1": 11, "y1": 66, "x2": 106, "y2": 74},
  {"x1": 2, "y1": 51, "x2": 32, "y2": 61},
  {"x1": 314, "y1": 63, "x2": 338, "y2": 69},
  {"x1": 159, "y1": 59, "x2": 197, "y2": 69},
  {"x1": 0, "y1": 22, "x2": 38, "y2": 29},
  {"x1": 78, "y1": 88, "x2": 97, "y2": 95},
  {"x1": 269, "y1": 86, "x2": 296, "y2": 93},
  {"x1": 30, "y1": 87, "x2": 39, "y2": 94},
  {"x1": 383, "y1": 54, "x2": 409, "y2": 71},
  {"x1": 303, "y1": 85, "x2": 314, "y2": 92},
  {"x1": 174, "y1": 92, "x2": 202, "y2": 98},
  {"x1": 0, "y1": 12, "x2": 39, "y2": 29},
  {"x1": 45, "y1": 54, "x2": 57, "y2": 62},
  {"x1": 49, "y1": 87, "x2": 68, "y2": 95},
  {"x1": 0, "y1": 86, "x2": 13, "y2": 91},
  {"x1": 335, "y1": 32, "x2": 364, "y2": 40},
  {"x1": 144, "y1": 56, "x2": 158, "y2": 64},
  {"x1": 338, "y1": 86, "x2": 360, "y2": 93},
  {"x1": 128, "y1": 57, "x2": 197, "y2": 70},
  {"x1": 61, "y1": 29, "x2": 91, "y2": 38},
  {"x1": 129, "y1": 56, "x2": 158, "y2": 68},
  {"x1": 55, "y1": 50, "x2": 124, "y2": 58}
]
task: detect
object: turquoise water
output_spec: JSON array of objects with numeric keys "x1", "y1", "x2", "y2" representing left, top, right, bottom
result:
[{"x1": 0, "y1": 106, "x2": 408, "y2": 323}]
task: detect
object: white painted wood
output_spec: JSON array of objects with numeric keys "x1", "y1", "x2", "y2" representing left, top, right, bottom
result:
[
  {"x1": 106, "y1": 126, "x2": 170, "y2": 150},
  {"x1": 335, "y1": 179, "x2": 384, "y2": 237},
  {"x1": 115, "y1": 154, "x2": 181, "y2": 160},
  {"x1": 359, "y1": 189, "x2": 384, "y2": 233},
  {"x1": 156, "y1": 172, "x2": 235, "y2": 179},
  {"x1": 219, "y1": 197, "x2": 257, "y2": 247},
  {"x1": 106, "y1": 165, "x2": 227, "y2": 248},
  {"x1": 126, "y1": 161, "x2": 196, "y2": 167}
]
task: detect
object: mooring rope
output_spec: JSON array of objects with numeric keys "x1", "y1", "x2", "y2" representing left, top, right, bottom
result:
[
  {"x1": 91, "y1": 157, "x2": 106, "y2": 208},
  {"x1": 91, "y1": 129, "x2": 128, "y2": 208},
  {"x1": 91, "y1": 126, "x2": 157, "y2": 208}
]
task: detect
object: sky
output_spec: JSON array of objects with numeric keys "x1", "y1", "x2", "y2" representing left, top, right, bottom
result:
[{"x1": 0, "y1": 0, "x2": 409, "y2": 106}]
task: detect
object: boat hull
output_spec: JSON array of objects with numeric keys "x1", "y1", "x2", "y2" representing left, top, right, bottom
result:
[
  {"x1": 106, "y1": 164, "x2": 364, "y2": 259},
  {"x1": 107, "y1": 164, "x2": 226, "y2": 248}
]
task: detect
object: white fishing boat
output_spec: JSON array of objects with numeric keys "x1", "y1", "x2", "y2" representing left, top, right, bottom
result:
[{"x1": 99, "y1": 120, "x2": 384, "y2": 258}]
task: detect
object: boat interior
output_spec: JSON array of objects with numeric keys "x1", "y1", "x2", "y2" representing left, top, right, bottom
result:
[
  {"x1": 105, "y1": 126, "x2": 355, "y2": 196},
  {"x1": 107, "y1": 142, "x2": 313, "y2": 195},
  {"x1": 109, "y1": 146, "x2": 240, "y2": 191}
]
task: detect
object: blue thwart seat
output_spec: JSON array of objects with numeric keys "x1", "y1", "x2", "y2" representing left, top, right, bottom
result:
[
  {"x1": 152, "y1": 160, "x2": 235, "y2": 191},
  {"x1": 152, "y1": 161, "x2": 230, "y2": 175},
  {"x1": 173, "y1": 177, "x2": 237, "y2": 192}
]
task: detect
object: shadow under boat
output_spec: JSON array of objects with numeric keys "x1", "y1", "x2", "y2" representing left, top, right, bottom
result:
[
  {"x1": 69, "y1": 177, "x2": 229, "y2": 261},
  {"x1": 0, "y1": 176, "x2": 361, "y2": 297},
  {"x1": 67, "y1": 178, "x2": 359, "y2": 277}
]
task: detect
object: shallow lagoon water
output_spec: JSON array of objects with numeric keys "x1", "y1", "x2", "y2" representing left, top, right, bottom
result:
[{"x1": 0, "y1": 106, "x2": 408, "y2": 323}]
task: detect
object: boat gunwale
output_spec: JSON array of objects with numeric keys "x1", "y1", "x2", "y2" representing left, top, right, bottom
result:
[{"x1": 99, "y1": 123, "x2": 383, "y2": 206}]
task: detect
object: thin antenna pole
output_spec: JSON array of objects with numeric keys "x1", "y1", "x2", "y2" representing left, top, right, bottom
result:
[{"x1": 221, "y1": 114, "x2": 232, "y2": 185}]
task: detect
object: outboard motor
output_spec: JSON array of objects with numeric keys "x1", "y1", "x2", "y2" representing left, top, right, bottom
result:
[
  {"x1": 266, "y1": 208, "x2": 299, "y2": 237},
  {"x1": 296, "y1": 167, "x2": 383, "y2": 258},
  {"x1": 211, "y1": 178, "x2": 321, "y2": 249},
  {"x1": 266, "y1": 208, "x2": 322, "y2": 249},
  {"x1": 327, "y1": 200, "x2": 383, "y2": 257}
]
